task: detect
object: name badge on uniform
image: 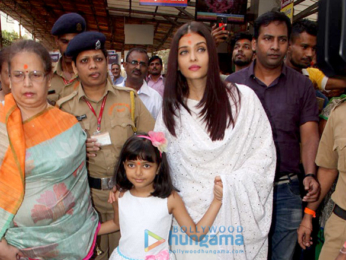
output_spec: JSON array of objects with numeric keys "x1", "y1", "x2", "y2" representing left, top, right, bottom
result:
[{"x1": 91, "y1": 131, "x2": 111, "y2": 146}]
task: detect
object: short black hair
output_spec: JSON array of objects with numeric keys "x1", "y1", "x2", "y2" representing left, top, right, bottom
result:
[
  {"x1": 254, "y1": 11, "x2": 292, "y2": 39},
  {"x1": 126, "y1": 48, "x2": 148, "y2": 63},
  {"x1": 149, "y1": 55, "x2": 162, "y2": 66},
  {"x1": 233, "y1": 32, "x2": 253, "y2": 45},
  {"x1": 113, "y1": 133, "x2": 177, "y2": 198},
  {"x1": 111, "y1": 63, "x2": 120, "y2": 68},
  {"x1": 291, "y1": 19, "x2": 317, "y2": 42}
]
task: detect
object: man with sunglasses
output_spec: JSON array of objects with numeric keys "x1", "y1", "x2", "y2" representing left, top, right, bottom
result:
[
  {"x1": 120, "y1": 48, "x2": 162, "y2": 119},
  {"x1": 49, "y1": 13, "x2": 86, "y2": 104}
]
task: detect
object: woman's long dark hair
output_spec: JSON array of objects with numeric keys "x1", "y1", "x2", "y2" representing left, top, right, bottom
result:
[
  {"x1": 163, "y1": 21, "x2": 240, "y2": 141},
  {"x1": 113, "y1": 133, "x2": 176, "y2": 198}
]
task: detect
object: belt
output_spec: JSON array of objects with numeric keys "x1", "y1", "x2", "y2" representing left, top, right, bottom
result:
[
  {"x1": 88, "y1": 176, "x2": 113, "y2": 190},
  {"x1": 333, "y1": 204, "x2": 346, "y2": 220},
  {"x1": 274, "y1": 173, "x2": 298, "y2": 186}
]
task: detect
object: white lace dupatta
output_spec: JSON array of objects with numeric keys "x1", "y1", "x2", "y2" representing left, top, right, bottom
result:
[{"x1": 155, "y1": 84, "x2": 276, "y2": 260}]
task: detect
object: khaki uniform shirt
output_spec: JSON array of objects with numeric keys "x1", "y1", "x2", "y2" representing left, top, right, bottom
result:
[
  {"x1": 315, "y1": 101, "x2": 346, "y2": 209},
  {"x1": 57, "y1": 80, "x2": 155, "y2": 179},
  {"x1": 49, "y1": 58, "x2": 79, "y2": 104}
]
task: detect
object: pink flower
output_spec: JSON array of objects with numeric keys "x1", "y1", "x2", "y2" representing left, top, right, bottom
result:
[
  {"x1": 145, "y1": 249, "x2": 169, "y2": 260},
  {"x1": 148, "y1": 131, "x2": 167, "y2": 153}
]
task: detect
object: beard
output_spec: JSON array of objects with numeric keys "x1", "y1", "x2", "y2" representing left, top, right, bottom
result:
[
  {"x1": 233, "y1": 58, "x2": 252, "y2": 67},
  {"x1": 290, "y1": 57, "x2": 311, "y2": 69},
  {"x1": 149, "y1": 70, "x2": 161, "y2": 76},
  {"x1": 63, "y1": 53, "x2": 73, "y2": 63}
]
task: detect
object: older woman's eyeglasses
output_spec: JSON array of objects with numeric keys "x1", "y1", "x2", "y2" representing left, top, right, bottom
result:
[{"x1": 10, "y1": 71, "x2": 47, "y2": 83}]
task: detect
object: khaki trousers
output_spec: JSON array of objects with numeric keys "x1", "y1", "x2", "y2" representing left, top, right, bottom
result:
[
  {"x1": 91, "y1": 188, "x2": 120, "y2": 260},
  {"x1": 319, "y1": 213, "x2": 346, "y2": 260}
]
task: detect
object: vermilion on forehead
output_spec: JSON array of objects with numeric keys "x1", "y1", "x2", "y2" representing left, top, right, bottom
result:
[
  {"x1": 182, "y1": 33, "x2": 192, "y2": 38},
  {"x1": 236, "y1": 39, "x2": 251, "y2": 45}
]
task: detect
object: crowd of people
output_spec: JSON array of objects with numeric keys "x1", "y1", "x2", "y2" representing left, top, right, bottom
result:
[{"x1": 0, "y1": 8, "x2": 345, "y2": 260}]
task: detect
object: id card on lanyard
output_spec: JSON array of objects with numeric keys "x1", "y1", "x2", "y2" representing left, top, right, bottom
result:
[{"x1": 84, "y1": 95, "x2": 112, "y2": 146}]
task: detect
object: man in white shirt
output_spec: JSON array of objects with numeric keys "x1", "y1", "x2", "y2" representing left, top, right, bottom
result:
[{"x1": 120, "y1": 48, "x2": 162, "y2": 119}]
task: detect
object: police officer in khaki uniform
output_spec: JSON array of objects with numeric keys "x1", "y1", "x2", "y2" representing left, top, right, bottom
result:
[
  {"x1": 49, "y1": 13, "x2": 86, "y2": 103},
  {"x1": 57, "y1": 31, "x2": 155, "y2": 260},
  {"x1": 298, "y1": 98, "x2": 346, "y2": 260}
]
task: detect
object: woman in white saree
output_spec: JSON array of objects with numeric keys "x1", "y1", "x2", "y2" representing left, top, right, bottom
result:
[{"x1": 154, "y1": 22, "x2": 276, "y2": 260}]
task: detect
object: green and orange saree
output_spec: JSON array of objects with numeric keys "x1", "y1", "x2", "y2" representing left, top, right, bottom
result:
[{"x1": 0, "y1": 94, "x2": 99, "y2": 259}]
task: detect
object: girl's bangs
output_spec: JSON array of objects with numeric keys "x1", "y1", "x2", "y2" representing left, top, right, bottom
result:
[{"x1": 124, "y1": 140, "x2": 158, "y2": 163}]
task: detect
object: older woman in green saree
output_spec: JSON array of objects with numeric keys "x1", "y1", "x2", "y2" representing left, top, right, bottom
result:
[{"x1": 0, "y1": 40, "x2": 99, "y2": 260}]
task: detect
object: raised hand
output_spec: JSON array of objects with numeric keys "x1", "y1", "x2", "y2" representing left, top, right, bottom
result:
[{"x1": 211, "y1": 24, "x2": 230, "y2": 47}]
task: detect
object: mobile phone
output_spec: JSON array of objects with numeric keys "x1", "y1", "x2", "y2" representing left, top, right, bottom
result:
[{"x1": 217, "y1": 16, "x2": 228, "y2": 30}]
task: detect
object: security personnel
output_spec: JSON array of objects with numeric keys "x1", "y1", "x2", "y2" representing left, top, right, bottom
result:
[
  {"x1": 57, "y1": 32, "x2": 155, "y2": 259},
  {"x1": 298, "y1": 98, "x2": 346, "y2": 260},
  {"x1": 50, "y1": 13, "x2": 86, "y2": 103}
]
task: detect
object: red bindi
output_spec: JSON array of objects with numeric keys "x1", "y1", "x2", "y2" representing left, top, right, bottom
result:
[
  {"x1": 136, "y1": 162, "x2": 141, "y2": 166},
  {"x1": 188, "y1": 40, "x2": 192, "y2": 45},
  {"x1": 24, "y1": 64, "x2": 28, "y2": 69}
]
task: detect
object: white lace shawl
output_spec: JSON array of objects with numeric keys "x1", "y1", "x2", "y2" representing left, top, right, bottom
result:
[{"x1": 154, "y1": 84, "x2": 276, "y2": 259}]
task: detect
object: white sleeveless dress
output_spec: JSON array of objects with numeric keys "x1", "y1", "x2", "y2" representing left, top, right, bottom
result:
[{"x1": 110, "y1": 191, "x2": 176, "y2": 260}]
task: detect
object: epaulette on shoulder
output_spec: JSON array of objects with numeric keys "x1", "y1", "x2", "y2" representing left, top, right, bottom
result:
[
  {"x1": 56, "y1": 91, "x2": 78, "y2": 107},
  {"x1": 331, "y1": 96, "x2": 346, "y2": 112},
  {"x1": 112, "y1": 85, "x2": 138, "y2": 96}
]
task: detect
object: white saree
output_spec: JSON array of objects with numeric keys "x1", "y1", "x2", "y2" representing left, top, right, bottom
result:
[{"x1": 155, "y1": 84, "x2": 276, "y2": 260}]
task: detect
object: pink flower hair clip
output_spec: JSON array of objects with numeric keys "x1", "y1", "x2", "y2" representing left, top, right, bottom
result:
[{"x1": 137, "y1": 131, "x2": 167, "y2": 157}]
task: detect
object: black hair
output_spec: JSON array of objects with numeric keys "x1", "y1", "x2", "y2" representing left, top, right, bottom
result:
[
  {"x1": 72, "y1": 48, "x2": 108, "y2": 63},
  {"x1": 8, "y1": 40, "x2": 52, "y2": 74},
  {"x1": 254, "y1": 11, "x2": 292, "y2": 40},
  {"x1": 232, "y1": 32, "x2": 253, "y2": 45},
  {"x1": 291, "y1": 19, "x2": 317, "y2": 42},
  {"x1": 163, "y1": 21, "x2": 240, "y2": 141},
  {"x1": 113, "y1": 133, "x2": 176, "y2": 198},
  {"x1": 149, "y1": 55, "x2": 162, "y2": 66},
  {"x1": 111, "y1": 63, "x2": 120, "y2": 68},
  {"x1": 126, "y1": 48, "x2": 148, "y2": 63}
]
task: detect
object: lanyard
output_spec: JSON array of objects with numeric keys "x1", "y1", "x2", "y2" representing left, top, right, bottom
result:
[
  {"x1": 83, "y1": 95, "x2": 108, "y2": 132},
  {"x1": 62, "y1": 77, "x2": 76, "y2": 85}
]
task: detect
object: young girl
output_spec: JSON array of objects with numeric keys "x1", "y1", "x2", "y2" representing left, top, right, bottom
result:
[{"x1": 98, "y1": 131, "x2": 223, "y2": 260}]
